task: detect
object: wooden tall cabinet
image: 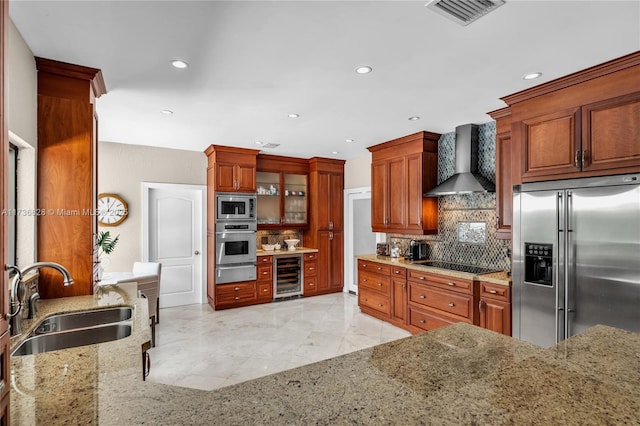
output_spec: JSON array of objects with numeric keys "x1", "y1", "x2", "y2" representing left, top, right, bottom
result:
[
  {"x1": 488, "y1": 107, "x2": 514, "y2": 240},
  {"x1": 0, "y1": 1, "x2": 11, "y2": 418},
  {"x1": 36, "y1": 58, "x2": 106, "y2": 298},
  {"x1": 204, "y1": 145, "x2": 260, "y2": 309},
  {"x1": 306, "y1": 158, "x2": 345, "y2": 295},
  {"x1": 368, "y1": 131, "x2": 439, "y2": 235},
  {"x1": 501, "y1": 51, "x2": 640, "y2": 184}
]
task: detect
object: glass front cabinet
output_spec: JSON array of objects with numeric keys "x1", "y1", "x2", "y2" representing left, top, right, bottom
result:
[{"x1": 256, "y1": 155, "x2": 309, "y2": 229}]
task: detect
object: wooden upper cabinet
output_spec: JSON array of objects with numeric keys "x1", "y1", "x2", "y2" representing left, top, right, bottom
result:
[
  {"x1": 36, "y1": 57, "x2": 106, "y2": 298},
  {"x1": 368, "y1": 131, "x2": 439, "y2": 235},
  {"x1": 205, "y1": 145, "x2": 259, "y2": 193},
  {"x1": 582, "y1": 91, "x2": 640, "y2": 173},
  {"x1": 256, "y1": 154, "x2": 309, "y2": 229},
  {"x1": 501, "y1": 51, "x2": 640, "y2": 183},
  {"x1": 521, "y1": 108, "x2": 581, "y2": 179},
  {"x1": 488, "y1": 107, "x2": 514, "y2": 240}
]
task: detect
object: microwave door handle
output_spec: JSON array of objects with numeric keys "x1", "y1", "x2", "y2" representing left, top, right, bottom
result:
[{"x1": 217, "y1": 264, "x2": 254, "y2": 271}]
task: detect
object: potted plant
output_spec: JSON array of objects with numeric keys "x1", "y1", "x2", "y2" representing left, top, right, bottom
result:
[{"x1": 96, "y1": 231, "x2": 119, "y2": 280}]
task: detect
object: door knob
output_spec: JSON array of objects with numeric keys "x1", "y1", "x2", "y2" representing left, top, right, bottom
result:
[{"x1": 194, "y1": 250, "x2": 200, "y2": 255}]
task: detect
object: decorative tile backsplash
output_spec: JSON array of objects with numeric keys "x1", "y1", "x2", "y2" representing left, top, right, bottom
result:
[
  {"x1": 257, "y1": 230, "x2": 303, "y2": 249},
  {"x1": 389, "y1": 121, "x2": 511, "y2": 270}
]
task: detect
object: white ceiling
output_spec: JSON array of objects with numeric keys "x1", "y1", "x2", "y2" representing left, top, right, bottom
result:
[{"x1": 9, "y1": 1, "x2": 640, "y2": 159}]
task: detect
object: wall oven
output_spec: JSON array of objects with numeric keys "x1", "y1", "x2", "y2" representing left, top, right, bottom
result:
[
  {"x1": 216, "y1": 192, "x2": 256, "y2": 221},
  {"x1": 215, "y1": 220, "x2": 257, "y2": 284}
]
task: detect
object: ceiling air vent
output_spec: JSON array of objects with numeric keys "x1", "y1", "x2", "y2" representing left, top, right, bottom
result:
[
  {"x1": 425, "y1": 0, "x2": 505, "y2": 26},
  {"x1": 261, "y1": 143, "x2": 280, "y2": 149}
]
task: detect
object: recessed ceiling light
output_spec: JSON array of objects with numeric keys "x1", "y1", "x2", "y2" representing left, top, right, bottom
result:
[
  {"x1": 355, "y1": 66, "x2": 372, "y2": 75},
  {"x1": 288, "y1": 114, "x2": 300, "y2": 118},
  {"x1": 332, "y1": 151, "x2": 339, "y2": 155},
  {"x1": 161, "y1": 110, "x2": 174, "y2": 115},
  {"x1": 345, "y1": 139, "x2": 354, "y2": 143},
  {"x1": 255, "y1": 141, "x2": 264, "y2": 146},
  {"x1": 408, "y1": 116, "x2": 420, "y2": 121},
  {"x1": 522, "y1": 72, "x2": 542, "y2": 80},
  {"x1": 171, "y1": 60, "x2": 189, "y2": 69}
]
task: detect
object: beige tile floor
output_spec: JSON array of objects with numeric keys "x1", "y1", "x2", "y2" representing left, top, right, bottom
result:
[{"x1": 147, "y1": 292, "x2": 411, "y2": 391}]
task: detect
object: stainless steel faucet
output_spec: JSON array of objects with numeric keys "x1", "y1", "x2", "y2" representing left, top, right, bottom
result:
[{"x1": 6, "y1": 262, "x2": 74, "y2": 336}]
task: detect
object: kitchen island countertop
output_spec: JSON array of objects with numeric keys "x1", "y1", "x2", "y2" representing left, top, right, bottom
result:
[{"x1": 11, "y1": 296, "x2": 640, "y2": 424}]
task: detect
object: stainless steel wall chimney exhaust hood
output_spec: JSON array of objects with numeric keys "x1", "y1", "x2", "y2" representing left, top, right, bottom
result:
[{"x1": 424, "y1": 124, "x2": 495, "y2": 196}]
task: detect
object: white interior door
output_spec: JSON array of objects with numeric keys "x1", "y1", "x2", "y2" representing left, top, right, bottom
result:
[
  {"x1": 143, "y1": 183, "x2": 206, "y2": 307},
  {"x1": 344, "y1": 187, "x2": 384, "y2": 293}
]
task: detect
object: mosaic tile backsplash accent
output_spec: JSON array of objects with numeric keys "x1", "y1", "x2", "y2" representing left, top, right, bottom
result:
[
  {"x1": 257, "y1": 230, "x2": 303, "y2": 249},
  {"x1": 389, "y1": 121, "x2": 511, "y2": 270}
]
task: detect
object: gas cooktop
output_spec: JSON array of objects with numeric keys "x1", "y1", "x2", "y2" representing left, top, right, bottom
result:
[{"x1": 410, "y1": 260, "x2": 501, "y2": 275}]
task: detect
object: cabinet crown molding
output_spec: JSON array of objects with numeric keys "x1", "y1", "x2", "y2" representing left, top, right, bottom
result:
[{"x1": 35, "y1": 56, "x2": 106, "y2": 98}]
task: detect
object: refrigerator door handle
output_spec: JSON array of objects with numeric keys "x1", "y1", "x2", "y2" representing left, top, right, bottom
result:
[
  {"x1": 566, "y1": 191, "x2": 574, "y2": 339},
  {"x1": 556, "y1": 191, "x2": 565, "y2": 344}
]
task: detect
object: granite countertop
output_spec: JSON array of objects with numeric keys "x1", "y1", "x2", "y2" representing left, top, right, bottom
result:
[
  {"x1": 10, "y1": 296, "x2": 640, "y2": 425},
  {"x1": 357, "y1": 254, "x2": 511, "y2": 286},
  {"x1": 257, "y1": 247, "x2": 318, "y2": 256}
]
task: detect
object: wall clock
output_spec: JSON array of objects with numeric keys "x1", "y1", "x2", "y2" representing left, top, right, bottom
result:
[{"x1": 97, "y1": 193, "x2": 129, "y2": 226}]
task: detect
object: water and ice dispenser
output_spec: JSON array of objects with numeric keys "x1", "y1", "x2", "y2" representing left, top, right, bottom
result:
[{"x1": 524, "y1": 243, "x2": 553, "y2": 286}]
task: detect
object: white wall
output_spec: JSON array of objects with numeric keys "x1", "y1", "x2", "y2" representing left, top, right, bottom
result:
[
  {"x1": 344, "y1": 153, "x2": 371, "y2": 189},
  {"x1": 8, "y1": 19, "x2": 38, "y2": 266},
  {"x1": 97, "y1": 142, "x2": 207, "y2": 272},
  {"x1": 8, "y1": 20, "x2": 36, "y2": 148}
]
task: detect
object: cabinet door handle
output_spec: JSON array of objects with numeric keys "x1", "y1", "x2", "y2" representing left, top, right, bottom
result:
[
  {"x1": 363, "y1": 298, "x2": 368, "y2": 302},
  {"x1": 234, "y1": 287, "x2": 240, "y2": 291},
  {"x1": 394, "y1": 270, "x2": 400, "y2": 274},
  {"x1": 448, "y1": 282, "x2": 455, "y2": 287},
  {"x1": 235, "y1": 296, "x2": 240, "y2": 300},
  {"x1": 363, "y1": 278, "x2": 368, "y2": 282},
  {"x1": 419, "y1": 319, "x2": 425, "y2": 324},
  {"x1": 574, "y1": 150, "x2": 581, "y2": 169},
  {"x1": 419, "y1": 276, "x2": 425, "y2": 280},
  {"x1": 479, "y1": 300, "x2": 483, "y2": 313},
  {"x1": 262, "y1": 271, "x2": 268, "y2": 275},
  {"x1": 377, "y1": 267, "x2": 382, "y2": 271},
  {"x1": 448, "y1": 302, "x2": 455, "y2": 307},
  {"x1": 489, "y1": 289, "x2": 497, "y2": 294},
  {"x1": 362, "y1": 264, "x2": 367, "y2": 268},
  {"x1": 377, "y1": 282, "x2": 383, "y2": 287},
  {"x1": 582, "y1": 150, "x2": 588, "y2": 169},
  {"x1": 419, "y1": 294, "x2": 426, "y2": 299},
  {"x1": 377, "y1": 303, "x2": 383, "y2": 307},
  {"x1": 308, "y1": 267, "x2": 314, "y2": 271}
]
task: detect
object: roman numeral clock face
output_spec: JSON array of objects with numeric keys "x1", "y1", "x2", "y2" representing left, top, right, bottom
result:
[{"x1": 97, "y1": 193, "x2": 128, "y2": 226}]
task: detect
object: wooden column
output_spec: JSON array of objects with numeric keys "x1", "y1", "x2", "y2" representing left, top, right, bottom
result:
[{"x1": 36, "y1": 58, "x2": 106, "y2": 298}]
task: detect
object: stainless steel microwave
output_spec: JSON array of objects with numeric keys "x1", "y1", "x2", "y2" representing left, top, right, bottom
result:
[{"x1": 216, "y1": 192, "x2": 256, "y2": 221}]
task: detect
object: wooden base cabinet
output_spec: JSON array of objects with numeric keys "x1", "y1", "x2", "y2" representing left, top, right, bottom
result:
[
  {"x1": 357, "y1": 259, "x2": 391, "y2": 320},
  {"x1": 303, "y1": 252, "x2": 318, "y2": 295},
  {"x1": 390, "y1": 267, "x2": 407, "y2": 325},
  {"x1": 406, "y1": 270, "x2": 474, "y2": 333},
  {"x1": 477, "y1": 281, "x2": 511, "y2": 336},
  {"x1": 257, "y1": 255, "x2": 273, "y2": 302}
]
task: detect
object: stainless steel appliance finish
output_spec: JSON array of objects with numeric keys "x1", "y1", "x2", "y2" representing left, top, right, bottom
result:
[
  {"x1": 513, "y1": 174, "x2": 640, "y2": 348},
  {"x1": 215, "y1": 263, "x2": 257, "y2": 285},
  {"x1": 273, "y1": 254, "x2": 303, "y2": 298},
  {"x1": 215, "y1": 221, "x2": 257, "y2": 266},
  {"x1": 216, "y1": 192, "x2": 256, "y2": 221},
  {"x1": 215, "y1": 218, "x2": 257, "y2": 284},
  {"x1": 424, "y1": 124, "x2": 495, "y2": 196},
  {"x1": 409, "y1": 240, "x2": 430, "y2": 261}
]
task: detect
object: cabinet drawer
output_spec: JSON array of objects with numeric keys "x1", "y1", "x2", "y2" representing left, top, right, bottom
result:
[
  {"x1": 358, "y1": 270, "x2": 391, "y2": 294},
  {"x1": 304, "y1": 260, "x2": 318, "y2": 277},
  {"x1": 257, "y1": 282, "x2": 272, "y2": 299},
  {"x1": 409, "y1": 306, "x2": 459, "y2": 332},
  {"x1": 257, "y1": 264, "x2": 273, "y2": 282},
  {"x1": 409, "y1": 282, "x2": 472, "y2": 319},
  {"x1": 304, "y1": 275, "x2": 317, "y2": 293},
  {"x1": 358, "y1": 259, "x2": 391, "y2": 276},
  {"x1": 304, "y1": 252, "x2": 318, "y2": 262},
  {"x1": 258, "y1": 255, "x2": 273, "y2": 264},
  {"x1": 216, "y1": 282, "x2": 256, "y2": 304},
  {"x1": 358, "y1": 289, "x2": 390, "y2": 316},
  {"x1": 479, "y1": 281, "x2": 511, "y2": 302},
  {"x1": 407, "y1": 270, "x2": 472, "y2": 294},
  {"x1": 391, "y1": 266, "x2": 406, "y2": 278}
]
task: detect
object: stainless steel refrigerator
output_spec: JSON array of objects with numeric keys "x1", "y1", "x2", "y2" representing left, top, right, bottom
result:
[{"x1": 512, "y1": 174, "x2": 640, "y2": 347}]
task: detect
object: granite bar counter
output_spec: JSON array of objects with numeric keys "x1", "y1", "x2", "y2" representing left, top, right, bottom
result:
[{"x1": 11, "y1": 295, "x2": 640, "y2": 426}]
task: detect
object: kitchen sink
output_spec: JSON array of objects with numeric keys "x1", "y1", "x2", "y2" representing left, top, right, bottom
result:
[
  {"x1": 12, "y1": 323, "x2": 133, "y2": 356},
  {"x1": 33, "y1": 307, "x2": 134, "y2": 334}
]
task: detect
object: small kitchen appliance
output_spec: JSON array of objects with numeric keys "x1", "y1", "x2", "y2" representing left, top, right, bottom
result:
[{"x1": 409, "y1": 240, "x2": 429, "y2": 261}]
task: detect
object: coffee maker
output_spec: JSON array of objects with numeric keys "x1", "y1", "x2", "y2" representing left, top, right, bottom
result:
[{"x1": 408, "y1": 240, "x2": 429, "y2": 261}]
